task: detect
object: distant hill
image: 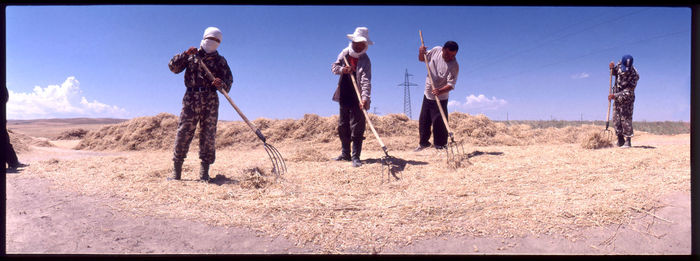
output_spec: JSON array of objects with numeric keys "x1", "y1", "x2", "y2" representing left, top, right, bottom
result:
[
  {"x1": 7, "y1": 118, "x2": 128, "y2": 139},
  {"x1": 7, "y1": 118, "x2": 127, "y2": 125}
]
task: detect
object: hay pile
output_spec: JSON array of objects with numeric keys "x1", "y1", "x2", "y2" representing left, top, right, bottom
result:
[
  {"x1": 55, "y1": 128, "x2": 89, "y2": 140},
  {"x1": 451, "y1": 113, "x2": 600, "y2": 146},
  {"x1": 76, "y1": 113, "x2": 179, "y2": 151},
  {"x1": 76, "y1": 112, "x2": 609, "y2": 152},
  {"x1": 581, "y1": 131, "x2": 613, "y2": 149},
  {"x1": 8, "y1": 129, "x2": 53, "y2": 153}
]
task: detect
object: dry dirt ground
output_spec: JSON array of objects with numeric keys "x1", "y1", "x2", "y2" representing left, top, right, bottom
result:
[{"x1": 5, "y1": 133, "x2": 691, "y2": 255}]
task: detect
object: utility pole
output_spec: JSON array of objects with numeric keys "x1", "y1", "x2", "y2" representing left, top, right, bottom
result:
[{"x1": 397, "y1": 68, "x2": 418, "y2": 119}]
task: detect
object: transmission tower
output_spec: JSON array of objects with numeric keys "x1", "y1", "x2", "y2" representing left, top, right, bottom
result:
[{"x1": 397, "y1": 68, "x2": 418, "y2": 119}]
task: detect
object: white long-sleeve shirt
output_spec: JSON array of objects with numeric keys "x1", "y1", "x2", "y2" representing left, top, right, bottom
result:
[{"x1": 423, "y1": 46, "x2": 459, "y2": 101}]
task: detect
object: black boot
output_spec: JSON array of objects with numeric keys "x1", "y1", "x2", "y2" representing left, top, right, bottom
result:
[
  {"x1": 617, "y1": 135, "x2": 625, "y2": 147},
  {"x1": 621, "y1": 137, "x2": 631, "y2": 148},
  {"x1": 199, "y1": 162, "x2": 210, "y2": 182},
  {"x1": 334, "y1": 139, "x2": 351, "y2": 161},
  {"x1": 168, "y1": 160, "x2": 183, "y2": 181},
  {"x1": 351, "y1": 138, "x2": 363, "y2": 168}
]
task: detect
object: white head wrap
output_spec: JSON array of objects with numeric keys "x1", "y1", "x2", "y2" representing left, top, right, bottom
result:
[{"x1": 200, "y1": 27, "x2": 222, "y2": 54}]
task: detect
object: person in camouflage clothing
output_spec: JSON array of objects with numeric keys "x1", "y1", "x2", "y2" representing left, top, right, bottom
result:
[
  {"x1": 168, "y1": 27, "x2": 233, "y2": 181},
  {"x1": 608, "y1": 54, "x2": 639, "y2": 148}
]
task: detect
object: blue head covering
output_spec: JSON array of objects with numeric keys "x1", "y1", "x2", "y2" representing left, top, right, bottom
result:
[{"x1": 620, "y1": 55, "x2": 633, "y2": 72}]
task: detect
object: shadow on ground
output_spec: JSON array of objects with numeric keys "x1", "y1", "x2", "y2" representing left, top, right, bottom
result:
[{"x1": 467, "y1": 150, "x2": 504, "y2": 158}]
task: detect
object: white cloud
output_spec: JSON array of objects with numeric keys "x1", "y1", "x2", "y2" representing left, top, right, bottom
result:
[
  {"x1": 571, "y1": 72, "x2": 590, "y2": 79},
  {"x1": 7, "y1": 76, "x2": 128, "y2": 119},
  {"x1": 448, "y1": 94, "x2": 508, "y2": 111}
]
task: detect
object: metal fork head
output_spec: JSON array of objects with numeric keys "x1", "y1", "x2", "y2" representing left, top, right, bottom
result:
[
  {"x1": 445, "y1": 139, "x2": 470, "y2": 169},
  {"x1": 263, "y1": 143, "x2": 287, "y2": 177},
  {"x1": 380, "y1": 155, "x2": 404, "y2": 183},
  {"x1": 600, "y1": 128, "x2": 614, "y2": 144}
]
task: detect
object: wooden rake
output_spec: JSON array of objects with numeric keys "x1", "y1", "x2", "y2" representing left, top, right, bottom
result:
[
  {"x1": 419, "y1": 30, "x2": 469, "y2": 169},
  {"x1": 602, "y1": 68, "x2": 614, "y2": 143},
  {"x1": 342, "y1": 56, "x2": 402, "y2": 182},
  {"x1": 197, "y1": 57, "x2": 287, "y2": 177}
]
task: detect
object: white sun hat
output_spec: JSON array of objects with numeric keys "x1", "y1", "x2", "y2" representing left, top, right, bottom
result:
[{"x1": 346, "y1": 27, "x2": 373, "y2": 45}]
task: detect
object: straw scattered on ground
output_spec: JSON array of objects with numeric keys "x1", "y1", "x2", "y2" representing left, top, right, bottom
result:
[{"x1": 26, "y1": 134, "x2": 690, "y2": 253}]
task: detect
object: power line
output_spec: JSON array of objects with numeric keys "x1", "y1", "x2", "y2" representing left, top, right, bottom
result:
[
  {"x1": 464, "y1": 8, "x2": 651, "y2": 76},
  {"x1": 397, "y1": 68, "x2": 418, "y2": 119},
  {"x1": 480, "y1": 29, "x2": 689, "y2": 82}
]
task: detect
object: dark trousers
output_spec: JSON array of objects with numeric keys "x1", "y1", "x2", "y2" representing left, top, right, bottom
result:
[
  {"x1": 418, "y1": 95, "x2": 449, "y2": 147},
  {"x1": 338, "y1": 104, "x2": 366, "y2": 156},
  {"x1": 1, "y1": 95, "x2": 19, "y2": 169}
]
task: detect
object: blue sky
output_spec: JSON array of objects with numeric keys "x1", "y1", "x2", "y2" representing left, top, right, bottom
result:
[{"x1": 5, "y1": 5, "x2": 691, "y2": 121}]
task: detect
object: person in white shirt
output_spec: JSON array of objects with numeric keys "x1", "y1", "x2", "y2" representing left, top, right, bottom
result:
[{"x1": 415, "y1": 41, "x2": 459, "y2": 151}]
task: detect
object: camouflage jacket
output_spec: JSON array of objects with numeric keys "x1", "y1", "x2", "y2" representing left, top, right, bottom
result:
[
  {"x1": 169, "y1": 48, "x2": 233, "y2": 93},
  {"x1": 611, "y1": 64, "x2": 639, "y2": 104}
]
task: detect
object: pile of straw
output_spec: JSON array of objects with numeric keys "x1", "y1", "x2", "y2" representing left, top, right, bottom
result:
[
  {"x1": 55, "y1": 128, "x2": 89, "y2": 140},
  {"x1": 581, "y1": 131, "x2": 614, "y2": 149},
  {"x1": 8, "y1": 129, "x2": 53, "y2": 153},
  {"x1": 76, "y1": 113, "x2": 179, "y2": 151},
  {"x1": 75, "y1": 112, "x2": 623, "y2": 152}
]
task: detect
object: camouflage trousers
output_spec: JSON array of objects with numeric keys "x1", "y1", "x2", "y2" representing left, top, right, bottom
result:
[
  {"x1": 173, "y1": 90, "x2": 219, "y2": 164},
  {"x1": 612, "y1": 97, "x2": 634, "y2": 138}
]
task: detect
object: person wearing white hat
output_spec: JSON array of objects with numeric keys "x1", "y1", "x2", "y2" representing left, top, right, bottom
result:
[
  {"x1": 331, "y1": 27, "x2": 373, "y2": 167},
  {"x1": 168, "y1": 26, "x2": 233, "y2": 182}
]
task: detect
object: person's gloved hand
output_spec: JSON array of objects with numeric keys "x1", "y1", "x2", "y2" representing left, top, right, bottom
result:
[
  {"x1": 213, "y1": 78, "x2": 224, "y2": 89},
  {"x1": 609, "y1": 61, "x2": 615, "y2": 69},
  {"x1": 185, "y1": 47, "x2": 197, "y2": 56}
]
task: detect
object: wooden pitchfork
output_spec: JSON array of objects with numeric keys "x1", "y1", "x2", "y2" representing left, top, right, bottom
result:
[
  {"x1": 197, "y1": 57, "x2": 287, "y2": 177},
  {"x1": 419, "y1": 30, "x2": 469, "y2": 169},
  {"x1": 601, "y1": 67, "x2": 614, "y2": 143},
  {"x1": 342, "y1": 56, "x2": 402, "y2": 182}
]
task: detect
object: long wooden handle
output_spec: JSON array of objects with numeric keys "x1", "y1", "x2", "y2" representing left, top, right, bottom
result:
[
  {"x1": 342, "y1": 56, "x2": 388, "y2": 155},
  {"x1": 419, "y1": 30, "x2": 453, "y2": 136},
  {"x1": 197, "y1": 58, "x2": 266, "y2": 142},
  {"x1": 605, "y1": 68, "x2": 613, "y2": 129}
]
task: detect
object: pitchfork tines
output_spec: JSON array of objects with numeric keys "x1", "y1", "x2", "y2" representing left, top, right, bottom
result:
[
  {"x1": 263, "y1": 141, "x2": 287, "y2": 177},
  {"x1": 444, "y1": 133, "x2": 469, "y2": 169}
]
